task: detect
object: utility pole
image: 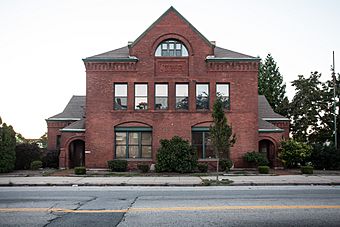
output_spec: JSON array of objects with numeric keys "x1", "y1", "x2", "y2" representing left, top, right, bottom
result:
[{"x1": 332, "y1": 51, "x2": 337, "y2": 149}]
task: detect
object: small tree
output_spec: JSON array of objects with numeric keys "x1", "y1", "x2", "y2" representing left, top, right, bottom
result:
[
  {"x1": 210, "y1": 97, "x2": 236, "y2": 180},
  {"x1": 280, "y1": 140, "x2": 312, "y2": 168},
  {"x1": 0, "y1": 121, "x2": 16, "y2": 173}
]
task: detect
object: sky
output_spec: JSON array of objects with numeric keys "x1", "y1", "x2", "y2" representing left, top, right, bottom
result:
[{"x1": 0, "y1": 0, "x2": 339, "y2": 139}]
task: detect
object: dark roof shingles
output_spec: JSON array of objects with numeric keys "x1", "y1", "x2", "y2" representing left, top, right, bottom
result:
[
  {"x1": 48, "y1": 96, "x2": 85, "y2": 119},
  {"x1": 213, "y1": 46, "x2": 256, "y2": 59}
]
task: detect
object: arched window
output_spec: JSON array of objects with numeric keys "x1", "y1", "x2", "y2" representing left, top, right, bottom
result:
[{"x1": 155, "y1": 39, "x2": 189, "y2": 57}]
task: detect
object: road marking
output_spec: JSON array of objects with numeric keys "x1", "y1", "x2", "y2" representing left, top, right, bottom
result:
[{"x1": 1, "y1": 205, "x2": 340, "y2": 213}]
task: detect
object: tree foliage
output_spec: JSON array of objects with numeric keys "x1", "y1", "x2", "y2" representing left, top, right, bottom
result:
[
  {"x1": 0, "y1": 119, "x2": 16, "y2": 173},
  {"x1": 258, "y1": 54, "x2": 289, "y2": 116},
  {"x1": 15, "y1": 143, "x2": 42, "y2": 170},
  {"x1": 210, "y1": 97, "x2": 236, "y2": 160},
  {"x1": 280, "y1": 140, "x2": 312, "y2": 168}
]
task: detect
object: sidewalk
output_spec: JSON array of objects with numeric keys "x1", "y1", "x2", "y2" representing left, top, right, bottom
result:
[{"x1": 1, "y1": 174, "x2": 340, "y2": 186}]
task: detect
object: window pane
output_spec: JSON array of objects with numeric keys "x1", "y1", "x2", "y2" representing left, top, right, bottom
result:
[
  {"x1": 176, "y1": 43, "x2": 181, "y2": 50},
  {"x1": 216, "y1": 84, "x2": 229, "y2": 97},
  {"x1": 135, "y1": 84, "x2": 147, "y2": 96},
  {"x1": 176, "y1": 97, "x2": 188, "y2": 110},
  {"x1": 116, "y1": 132, "x2": 127, "y2": 145},
  {"x1": 196, "y1": 84, "x2": 209, "y2": 96},
  {"x1": 155, "y1": 97, "x2": 168, "y2": 109},
  {"x1": 169, "y1": 43, "x2": 175, "y2": 49},
  {"x1": 205, "y1": 145, "x2": 215, "y2": 158},
  {"x1": 162, "y1": 43, "x2": 167, "y2": 49},
  {"x1": 128, "y1": 146, "x2": 138, "y2": 158},
  {"x1": 155, "y1": 46, "x2": 162, "y2": 56},
  {"x1": 155, "y1": 84, "x2": 168, "y2": 96},
  {"x1": 129, "y1": 132, "x2": 139, "y2": 144},
  {"x1": 114, "y1": 97, "x2": 127, "y2": 110},
  {"x1": 193, "y1": 145, "x2": 203, "y2": 159},
  {"x1": 115, "y1": 146, "x2": 126, "y2": 158},
  {"x1": 176, "y1": 84, "x2": 188, "y2": 96},
  {"x1": 142, "y1": 146, "x2": 152, "y2": 158},
  {"x1": 135, "y1": 97, "x2": 148, "y2": 109},
  {"x1": 141, "y1": 132, "x2": 152, "y2": 145},
  {"x1": 115, "y1": 84, "x2": 127, "y2": 96},
  {"x1": 192, "y1": 132, "x2": 203, "y2": 145}
]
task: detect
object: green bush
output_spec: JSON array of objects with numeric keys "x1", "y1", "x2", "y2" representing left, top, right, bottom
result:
[
  {"x1": 30, "y1": 160, "x2": 42, "y2": 170},
  {"x1": 280, "y1": 140, "x2": 312, "y2": 168},
  {"x1": 301, "y1": 166, "x2": 313, "y2": 174},
  {"x1": 107, "y1": 160, "x2": 128, "y2": 172},
  {"x1": 243, "y1": 151, "x2": 269, "y2": 167},
  {"x1": 15, "y1": 143, "x2": 42, "y2": 170},
  {"x1": 197, "y1": 163, "x2": 208, "y2": 173},
  {"x1": 42, "y1": 149, "x2": 59, "y2": 168},
  {"x1": 258, "y1": 166, "x2": 270, "y2": 174},
  {"x1": 310, "y1": 144, "x2": 340, "y2": 170},
  {"x1": 137, "y1": 163, "x2": 150, "y2": 173},
  {"x1": 156, "y1": 136, "x2": 197, "y2": 173},
  {"x1": 219, "y1": 159, "x2": 233, "y2": 172},
  {"x1": 74, "y1": 167, "x2": 86, "y2": 175}
]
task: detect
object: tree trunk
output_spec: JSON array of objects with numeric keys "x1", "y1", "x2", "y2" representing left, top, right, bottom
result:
[{"x1": 216, "y1": 158, "x2": 219, "y2": 181}]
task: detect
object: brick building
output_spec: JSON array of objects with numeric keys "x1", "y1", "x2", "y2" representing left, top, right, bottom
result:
[{"x1": 46, "y1": 7, "x2": 289, "y2": 169}]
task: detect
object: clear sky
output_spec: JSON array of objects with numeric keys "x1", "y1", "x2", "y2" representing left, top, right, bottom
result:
[{"x1": 1, "y1": 0, "x2": 339, "y2": 138}]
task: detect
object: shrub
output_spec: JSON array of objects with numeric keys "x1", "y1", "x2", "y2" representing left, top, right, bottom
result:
[
  {"x1": 310, "y1": 144, "x2": 340, "y2": 170},
  {"x1": 137, "y1": 163, "x2": 150, "y2": 173},
  {"x1": 0, "y1": 123, "x2": 16, "y2": 173},
  {"x1": 107, "y1": 160, "x2": 128, "y2": 172},
  {"x1": 30, "y1": 160, "x2": 42, "y2": 170},
  {"x1": 219, "y1": 159, "x2": 233, "y2": 172},
  {"x1": 197, "y1": 163, "x2": 208, "y2": 173},
  {"x1": 42, "y1": 149, "x2": 59, "y2": 168},
  {"x1": 15, "y1": 143, "x2": 42, "y2": 170},
  {"x1": 258, "y1": 166, "x2": 270, "y2": 174},
  {"x1": 301, "y1": 166, "x2": 313, "y2": 174},
  {"x1": 156, "y1": 136, "x2": 197, "y2": 173},
  {"x1": 280, "y1": 140, "x2": 312, "y2": 168},
  {"x1": 74, "y1": 167, "x2": 86, "y2": 175},
  {"x1": 243, "y1": 151, "x2": 269, "y2": 167}
]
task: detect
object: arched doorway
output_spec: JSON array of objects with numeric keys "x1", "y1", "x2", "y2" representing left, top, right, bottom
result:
[
  {"x1": 259, "y1": 139, "x2": 276, "y2": 167},
  {"x1": 69, "y1": 139, "x2": 85, "y2": 168}
]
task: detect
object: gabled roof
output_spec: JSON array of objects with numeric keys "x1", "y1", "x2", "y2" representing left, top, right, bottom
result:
[
  {"x1": 207, "y1": 46, "x2": 260, "y2": 61},
  {"x1": 47, "y1": 96, "x2": 85, "y2": 121},
  {"x1": 60, "y1": 118, "x2": 85, "y2": 132},
  {"x1": 131, "y1": 6, "x2": 212, "y2": 48},
  {"x1": 258, "y1": 95, "x2": 289, "y2": 121},
  {"x1": 83, "y1": 46, "x2": 138, "y2": 62}
]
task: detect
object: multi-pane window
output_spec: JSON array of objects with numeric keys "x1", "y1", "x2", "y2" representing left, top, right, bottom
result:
[
  {"x1": 155, "y1": 40, "x2": 189, "y2": 57},
  {"x1": 155, "y1": 84, "x2": 168, "y2": 110},
  {"x1": 176, "y1": 84, "x2": 189, "y2": 110},
  {"x1": 216, "y1": 83, "x2": 230, "y2": 110},
  {"x1": 135, "y1": 84, "x2": 148, "y2": 110},
  {"x1": 192, "y1": 131, "x2": 214, "y2": 159},
  {"x1": 196, "y1": 84, "x2": 209, "y2": 110},
  {"x1": 114, "y1": 84, "x2": 128, "y2": 110},
  {"x1": 115, "y1": 131, "x2": 152, "y2": 159}
]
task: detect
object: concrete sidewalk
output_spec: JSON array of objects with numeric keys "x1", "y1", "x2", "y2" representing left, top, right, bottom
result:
[{"x1": 1, "y1": 175, "x2": 340, "y2": 186}]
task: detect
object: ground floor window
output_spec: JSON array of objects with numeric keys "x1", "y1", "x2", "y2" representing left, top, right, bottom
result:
[
  {"x1": 192, "y1": 130, "x2": 215, "y2": 159},
  {"x1": 115, "y1": 130, "x2": 152, "y2": 159}
]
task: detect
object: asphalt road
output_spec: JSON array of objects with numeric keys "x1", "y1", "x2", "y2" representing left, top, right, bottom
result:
[{"x1": 0, "y1": 186, "x2": 340, "y2": 226}]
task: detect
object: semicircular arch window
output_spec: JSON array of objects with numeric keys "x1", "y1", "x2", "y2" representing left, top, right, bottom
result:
[{"x1": 155, "y1": 39, "x2": 189, "y2": 57}]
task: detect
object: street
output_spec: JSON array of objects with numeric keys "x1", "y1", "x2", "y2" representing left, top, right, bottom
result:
[{"x1": 0, "y1": 186, "x2": 340, "y2": 226}]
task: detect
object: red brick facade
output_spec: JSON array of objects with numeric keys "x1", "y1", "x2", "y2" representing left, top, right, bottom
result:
[{"x1": 47, "y1": 7, "x2": 289, "y2": 170}]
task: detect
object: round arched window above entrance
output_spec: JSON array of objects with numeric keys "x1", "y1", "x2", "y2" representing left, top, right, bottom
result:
[{"x1": 155, "y1": 39, "x2": 189, "y2": 57}]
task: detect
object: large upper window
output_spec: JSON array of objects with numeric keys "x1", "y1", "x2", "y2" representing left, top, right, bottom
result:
[
  {"x1": 115, "y1": 131, "x2": 152, "y2": 159},
  {"x1": 216, "y1": 83, "x2": 230, "y2": 110},
  {"x1": 176, "y1": 84, "x2": 189, "y2": 110},
  {"x1": 135, "y1": 84, "x2": 148, "y2": 110},
  {"x1": 114, "y1": 84, "x2": 128, "y2": 110},
  {"x1": 196, "y1": 84, "x2": 209, "y2": 110},
  {"x1": 155, "y1": 84, "x2": 168, "y2": 110},
  {"x1": 155, "y1": 40, "x2": 188, "y2": 57}
]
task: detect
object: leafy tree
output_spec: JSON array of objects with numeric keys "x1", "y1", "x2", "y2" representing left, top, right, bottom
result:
[
  {"x1": 210, "y1": 97, "x2": 236, "y2": 179},
  {"x1": 15, "y1": 143, "x2": 42, "y2": 170},
  {"x1": 0, "y1": 119, "x2": 16, "y2": 173},
  {"x1": 258, "y1": 54, "x2": 289, "y2": 116}
]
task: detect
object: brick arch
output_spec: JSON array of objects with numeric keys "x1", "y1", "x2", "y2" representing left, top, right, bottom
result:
[
  {"x1": 62, "y1": 135, "x2": 85, "y2": 169},
  {"x1": 258, "y1": 136, "x2": 279, "y2": 168},
  {"x1": 115, "y1": 121, "x2": 152, "y2": 128},
  {"x1": 151, "y1": 33, "x2": 194, "y2": 56},
  {"x1": 191, "y1": 121, "x2": 213, "y2": 128}
]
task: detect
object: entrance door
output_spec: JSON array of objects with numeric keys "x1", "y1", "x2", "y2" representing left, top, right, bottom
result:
[
  {"x1": 259, "y1": 139, "x2": 275, "y2": 167},
  {"x1": 69, "y1": 140, "x2": 85, "y2": 168}
]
